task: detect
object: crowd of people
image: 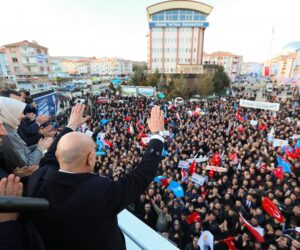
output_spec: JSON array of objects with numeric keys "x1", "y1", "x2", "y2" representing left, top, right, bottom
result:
[{"x1": 0, "y1": 87, "x2": 299, "y2": 250}]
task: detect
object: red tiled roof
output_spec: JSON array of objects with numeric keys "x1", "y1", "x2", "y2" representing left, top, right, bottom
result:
[
  {"x1": 3, "y1": 40, "x2": 48, "y2": 50},
  {"x1": 205, "y1": 51, "x2": 241, "y2": 57}
]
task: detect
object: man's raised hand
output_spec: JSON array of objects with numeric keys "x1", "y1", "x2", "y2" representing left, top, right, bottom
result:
[
  {"x1": 147, "y1": 106, "x2": 164, "y2": 134},
  {"x1": 67, "y1": 103, "x2": 90, "y2": 131}
]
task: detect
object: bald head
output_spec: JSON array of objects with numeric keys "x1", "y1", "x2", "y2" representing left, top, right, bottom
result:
[{"x1": 56, "y1": 132, "x2": 96, "y2": 173}]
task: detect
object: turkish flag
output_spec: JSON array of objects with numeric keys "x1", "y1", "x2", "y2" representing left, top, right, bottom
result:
[
  {"x1": 235, "y1": 112, "x2": 244, "y2": 122},
  {"x1": 188, "y1": 160, "x2": 197, "y2": 174},
  {"x1": 273, "y1": 167, "x2": 283, "y2": 180},
  {"x1": 261, "y1": 197, "x2": 284, "y2": 223},
  {"x1": 286, "y1": 147, "x2": 297, "y2": 159},
  {"x1": 258, "y1": 124, "x2": 268, "y2": 131},
  {"x1": 223, "y1": 237, "x2": 237, "y2": 250},
  {"x1": 237, "y1": 125, "x2": 245, "y2": 133},
  {"x1": 160, "y1": 178, "x2": 169, "y2": 187},
  {"x1": 240, "y1": 213, "x2": 265, "y2": 243},
  {"x1": 186, "y1": 211, "x2": 201, "y2": 224},
  {"x1": 125, "y1": 116, "x2": 132, "y2": 121},
  {"x1": 265, "y1": 67, "x2": 270, "y2": 76},
  {"x1": 210, "y1": 153, "x2": 221, "y2": 167}
]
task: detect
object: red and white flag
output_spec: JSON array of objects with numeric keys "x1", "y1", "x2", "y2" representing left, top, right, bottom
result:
[
  {"x1": 239, "y1": 213, "x2": 265, "y2": 243},
  {"x1": 273, "y1": 166, "x2": 283, "y2": 180},
  {"x1": 181, "y1": 169, "x2": 187, "y2": 182},
  {"x1": 261, "y1": 197, "x2": 284, "y2": 223},
  {"x1": 102, "y1": 139, "x2": 113, "y2": 149},
  {"x1": 168, "y1": 104, "x2": 174, "y2": 110},
  {"x1": 223, "y1": 237, "x2": 237, "y2": 250},
  {"x1": 127, "y1": 125, "x2": 134, "y2": 134},
  {"x1": 188, "y1": 160, "x2": 197, "y2": 174}
]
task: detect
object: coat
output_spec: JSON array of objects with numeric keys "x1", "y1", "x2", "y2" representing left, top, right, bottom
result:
[
  {"x1": 27, "y1": 127, "x2": 163, "y2": 250},
  {"x1": 18, "y1": 118, "x2": 43, "y2": 147},
  {"x1": 0, "y1": 124, "x2": 44, "y2": 171}
]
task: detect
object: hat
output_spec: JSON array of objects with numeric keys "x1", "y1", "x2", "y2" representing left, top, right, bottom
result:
[{"x1": 23, "y1": 104, "x2": 36, "y2": 114}]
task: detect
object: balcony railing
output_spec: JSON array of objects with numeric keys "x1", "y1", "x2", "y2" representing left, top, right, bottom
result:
[{"x1": 118, "y1": 209, "x2": 179, "y2": 250}]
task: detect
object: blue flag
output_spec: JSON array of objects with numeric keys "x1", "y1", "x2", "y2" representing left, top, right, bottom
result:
[
  {"x1": 296, "y1": 139, "x2": 300, "y2": 148},
  {"x1": 100, "y1": 119, "x2": 110, "y2": 125},
  {"x1": 276, "y1": 156, "x2": 291, "y2": 173},
  {"x1": 96, "y1": 151, "x2": 106, "y2": 156},
  {"x1": 162, "y1": 147, "x2": 168, "y2": 157},
  {"x1": 167, "y1": 181, "x2": 184, "y2": 197}
]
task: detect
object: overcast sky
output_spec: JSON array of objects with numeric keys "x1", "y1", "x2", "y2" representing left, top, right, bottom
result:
[{"x1": 0, "y1": 0, "x2": 299, "y2": 62}]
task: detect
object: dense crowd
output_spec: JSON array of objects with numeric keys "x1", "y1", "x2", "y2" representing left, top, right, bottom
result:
[{"x1": 0, "y1": 88, "x2": 299, "y2": 250}]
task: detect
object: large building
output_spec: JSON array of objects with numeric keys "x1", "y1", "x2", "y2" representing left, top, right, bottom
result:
[
  {"x1": 3, "y1": 40, "x2": 51, "y2": 89},
  {"x1": 241, "y1": 62, "x2": 263, "y2": 78},
  {"x1": 203, "y1": 52, "x2": 243, "y2": 81},
  {"x1": 264, "y1": 41, "x2": 300, "y2": 83},
  {"x1": 60, "y1": 57, "x2": 133, "y2": 76},
  {"x1": 146, "y1": 0, "x2": 213, "y2": 74}
]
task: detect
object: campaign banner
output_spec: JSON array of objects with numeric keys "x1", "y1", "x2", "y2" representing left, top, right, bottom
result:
[
  {"x1": 34, "y1": 92, "x2": 58, "y2": 116},
  {"x1": 273, "y1": 139, "x2": 289, "y2": 147},
  {"x1": 137, "y1": 87, "x2": 155, "y2": 97},
  {"x1": 121, "y1": 86, "x2": 137, "y2": 97},
  {"x1": 178, "y1": 161, "x2": 189, "y2": 169},
  {"x1": 250, "y1": 120, "x2": 258, "y2": 126},
  {"x1": 239, "y1": 99, "x2": 280, "y2": 111},
  {"x1": 191, "y1": 173, "x2": 205, "y2": 185},
  {"x1": 188, "y1": 156, "x2": 208, "y2": 163},
  {"x1": 206, "y1": 166, "x2": 228, "y2": 172}
]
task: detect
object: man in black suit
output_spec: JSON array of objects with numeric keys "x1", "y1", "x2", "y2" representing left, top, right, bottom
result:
[{"x1": 27, "y1": 104, "x2": 165, "y2": 250}]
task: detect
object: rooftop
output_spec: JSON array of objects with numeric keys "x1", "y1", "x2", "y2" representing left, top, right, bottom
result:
[
  {"x1": 205, "y1": 51, "x2": 241, "y2": 57},
  {"x1": 3, "y1": 40, "x2": 48, "y2": 50}
]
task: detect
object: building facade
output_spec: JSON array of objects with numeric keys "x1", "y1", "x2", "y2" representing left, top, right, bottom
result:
[
  {"x1": 0, "y1": 48, "x2": 15, "y2": 83},
  {"x1": 203, "y1": 52, "x2": 243, "y2": 81},
  {"x1": 61, "y1": 57, "x2": 133, "y2": 76},
  {"x1": 3, "y1": 40, "x2": 51, "y2": 89},
  {"x1": 147, "y1": 1, "x2": 213, "y2": 74},
  {"x1": 241, "y1": 62, "x2": 263, "y2": 78},
  {"x1": 264, "y1": 41, "x2": 300, "y2": 83}
]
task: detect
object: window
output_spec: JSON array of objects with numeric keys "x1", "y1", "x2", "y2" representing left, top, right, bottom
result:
[
  {"x1": 40, "y1": 66, "x2": 44, "y2": 72},
  {"x1": 12, "y1": 57, "x2": 18, "y2": 63},
  {"x1": 37, "y1": 49, "x2": 41, "y2": 54}
]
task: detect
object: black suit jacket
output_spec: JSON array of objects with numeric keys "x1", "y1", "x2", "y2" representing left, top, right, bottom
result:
[{"x1": 27, "y1": 127, "x2": 163, "y2": 250}]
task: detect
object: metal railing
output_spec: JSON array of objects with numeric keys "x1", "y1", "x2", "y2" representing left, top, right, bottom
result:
[{"x1": 118, "y1": 209, "x2": 179, "y2": 250}]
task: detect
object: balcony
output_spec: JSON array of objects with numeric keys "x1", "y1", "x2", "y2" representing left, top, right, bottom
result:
[{"x1": 118, "y1": 209, "x2": 179, "y2": 250}]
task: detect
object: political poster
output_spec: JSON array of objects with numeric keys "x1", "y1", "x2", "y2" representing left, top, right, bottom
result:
[
  {"x1": 137, "y1": 87, "x2": 156, "y2": 97},
  {"x1": 121, "y1": 86, "x2": 137, "y2": 97},
  {"x1": 273, "y1": 139, "x2": 289, "y2": 147},
  {"x1": 178, "y1": 161, "x2": 189, "y2": 169},
  {"x1": 239, "y1": 99, "x2": 280, "y2": 111},
  {"x1": 191, "y1": 173, "x2": 205, "y2": 185},
  {"x1": 188, "y1": 156, "x2": 209, "y2": 163},
  {"x1": 33, "y1": 92, "x2": 58, "y2": 116},
  {"x1": 250, "y1": 120, "x2": 258, "y2": 126},
  {"x1": 198, "y1": 231, "x2": 214, "y2": 250},
  {"x1": 206, "y1": 166, "x2": 228, "y2": 172}
]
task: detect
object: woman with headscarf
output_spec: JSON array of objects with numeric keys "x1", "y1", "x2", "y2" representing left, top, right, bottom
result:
[{"x1": 0, "y1": 97, "x2": 53, "y2": 173}]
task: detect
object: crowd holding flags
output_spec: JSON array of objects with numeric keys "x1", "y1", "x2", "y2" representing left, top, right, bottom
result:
[
  {"x1": 261, "y1": 197, "x2": 284, "y2": 223},
  {"x1": 239, "y1": 213, "x2": 265, "y2": 243}
]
